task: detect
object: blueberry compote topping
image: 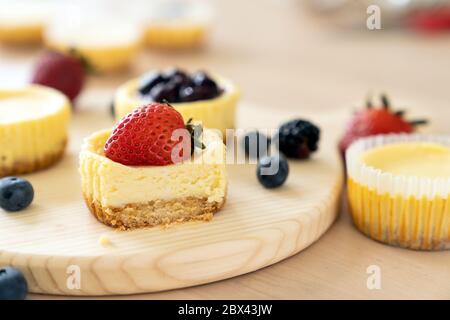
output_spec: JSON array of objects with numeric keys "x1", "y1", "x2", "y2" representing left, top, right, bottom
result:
[{"x1": 138, "y1": 68, "x2": 223, "y2": 103}]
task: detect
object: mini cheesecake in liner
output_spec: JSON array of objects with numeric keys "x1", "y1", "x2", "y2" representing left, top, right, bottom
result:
[{"x1": 346, "y1": 134, "x2": 450, "y2": 250}]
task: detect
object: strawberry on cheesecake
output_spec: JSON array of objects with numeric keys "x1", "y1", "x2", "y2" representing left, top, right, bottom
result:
[{"x1": 80, "y1": 103, "x2": 227, "y2": 230}]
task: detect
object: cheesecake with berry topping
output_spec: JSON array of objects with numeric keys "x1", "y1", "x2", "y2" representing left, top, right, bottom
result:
[
  {"x1": 114, "y1": 68, "x2": 239, "y2": 135},
  {"x1": 80, "y1": 103, "x2": 227, "y2": 230},
  {"x1": 0, "y1": 85, "x2": 71, "y2": 177}
]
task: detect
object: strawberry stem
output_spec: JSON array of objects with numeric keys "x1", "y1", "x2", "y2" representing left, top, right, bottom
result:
[
  {"x1": 186, "y1": 118, "x2": 206, "y2": 155},
  {"x1": 381, "y1": 94, "x2": 390, "y2": 109},
  {"x1": 366, "y1": 97, "x2": 373, "y2": 109},
  {"x1": 68, "y1": 47, "x2": 95, "y2": 75},
  {"x1": 394, "y1": 110, "x2": 406, "y2": 117},
  {"x1": 162, "y1": 99, "x2": 173, "y2": 108},
  {"x1": 409, "y1": 119, "x2": 428, "y2": 126}
]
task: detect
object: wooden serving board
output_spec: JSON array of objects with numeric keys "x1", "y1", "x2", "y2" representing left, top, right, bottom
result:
[{"x1": 0, "y1": 97, "x2": 343, "y2": 296}]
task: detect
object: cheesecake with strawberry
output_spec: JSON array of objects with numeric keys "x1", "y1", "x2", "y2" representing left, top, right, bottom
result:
[
  {"x1": 114, "y1": 68, "x2": 240, "y2": 135},
  {"x1": 80, "y1": 103, "x2": 227, "y2": 229}
]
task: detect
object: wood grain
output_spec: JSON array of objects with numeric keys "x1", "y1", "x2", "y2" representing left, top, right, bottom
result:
[
  {"x1": 1, "y1": 0, "x2": 450, "y2": 300},
  {"x1": 0, "y1": 102, "x2": 342, "y2": 295}
]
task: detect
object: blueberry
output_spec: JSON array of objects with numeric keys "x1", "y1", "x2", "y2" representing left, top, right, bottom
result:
[
  {"x1": 179, "y1": 85, "x2": 211, "y2": 102},
  {"x1": 169, "y1": 74, "x2": 193, "y2": 91},
  {"x1": 150, "y1": 82, "x2": 179, "y2": 103},
  {"x1": 241, "y1": 130, "x2": 270, "y2": 159},
  {"x1": 0, "y1": 267, "x2": 28, "y2": 300},
  {"x1": 163, "y1": 68, "x2": 188, "y2": 81},
  {"x1": 0, "y1": 177, "x2": 34, "y2": 212},
  {"x1": 138, "y1": 72, "x2": 166, "y2": 95},
  {"x1": 191, "y1": 71, "x2": 218, "y2": 89},
  {"x1": 191, "y1": 71, "x2": 222, "y2": 99},
  {"x1": 256, "y1": 155, "x2": 289, "y2": 189}
]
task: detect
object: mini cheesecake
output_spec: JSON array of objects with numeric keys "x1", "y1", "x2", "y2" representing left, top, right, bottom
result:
[
  {"x1": 347, "y1": 134, "x2": 450, "y2": 250},
  {"x1": 0, "y1": 1, "x2": 51, "y2": 45},
  {"x1": 114, "y1": 70, "x2": 239, "y2": 136},
  {"x1": 0, "y1": 85, "x2": 71, "y2": 177},
  {"x1": 80, "y1": 128, "x2": 227, "y2": 230},
  {"x1": 142, "y1": 0, "x2": 212, "y2": 49},
  {"x1": 44, "y1": 21, "x2": 142, "y2": 73}
]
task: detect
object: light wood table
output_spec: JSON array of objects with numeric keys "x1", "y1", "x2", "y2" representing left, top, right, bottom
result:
[{"x1": 1, "y1": 0, "x2": 449, "y2": 299}]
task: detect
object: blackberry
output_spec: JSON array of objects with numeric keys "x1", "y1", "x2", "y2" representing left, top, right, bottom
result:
[{"x1": 276, "y1": 119, "x2": 320, "y2": 159}]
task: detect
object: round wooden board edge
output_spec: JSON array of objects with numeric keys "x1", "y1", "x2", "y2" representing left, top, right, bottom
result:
[{"x1": 0, "y1": 173, "x2": 342, "y2": 296}]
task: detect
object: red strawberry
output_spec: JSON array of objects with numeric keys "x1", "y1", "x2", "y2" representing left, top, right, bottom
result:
[
  {"x1": 339, "y1": 95, "x2": 427, "y2": 156},
  {"x1": 104, "y1": 103, "x2": 190, "y2": 166},
  {"x1": 31, "y1": 51, "x2": 85, "y2": 102},
  {"x1": 408, "y1": 8, "x2": 450, "y2": 32}
]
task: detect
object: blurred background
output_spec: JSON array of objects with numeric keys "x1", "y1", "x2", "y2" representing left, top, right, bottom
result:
[{"x1": 0, "y1": 0, "x2": 449, "y2": 132}]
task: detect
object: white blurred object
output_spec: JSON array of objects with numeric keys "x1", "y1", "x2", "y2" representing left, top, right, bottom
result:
[
  {"x1": 130, "y1": 0, "x2": 214, "y2": 49},
  {"x1": 305, "y1": 0, "x2": 450, "y2": 28},
  {"x1": 45, "y1": 0, "x2": 143, "y2": 47},
  {"x1": 132, "y1": 0, "x2": 214, "y2": 26},
  {"x1": 0, "y1": 0, "x2": 55, "y2": 27}
]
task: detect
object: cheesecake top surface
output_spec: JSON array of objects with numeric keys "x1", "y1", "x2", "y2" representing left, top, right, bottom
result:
[
  {"x1": 0, "y1": 86, "x2": 68, "y2": 124},
  {"x1": 361, "y1": 142, "x2": 450, "y2": 178},
  {"x1": 80, "y1": 128, "x2": 227, "y2": 207},
  {"x1": 84, "y1": 127, "x2": 225, "y2": 167}
]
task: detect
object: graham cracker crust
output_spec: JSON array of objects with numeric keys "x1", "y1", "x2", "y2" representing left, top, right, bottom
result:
[
  {"x1": 0, "y1": 144, "x2": 66, "y2": 177},
  {"x1": 84, "y1": 195, "x2": 225, "y2": 230}
]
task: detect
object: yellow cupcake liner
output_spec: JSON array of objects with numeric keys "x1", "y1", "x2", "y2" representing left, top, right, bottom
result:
[
  {"x1": 45, "y1": 40, "x2": 141, "y2": 73},
  {"x1": 0, "y1": 24, "x2": 43, "y2": 45},
  {"x1": 0, "y1": 86, "x2": 71, "y2": 176},
  {"x1": 346, "y1": 134, "x2": 450, "y2": 250},
  {"x1": 144, "y1": 23, "x2": 207, "y2": 49},
  {"x1": 114, "y1": 75, "x2": 240, "y2": 136}
]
